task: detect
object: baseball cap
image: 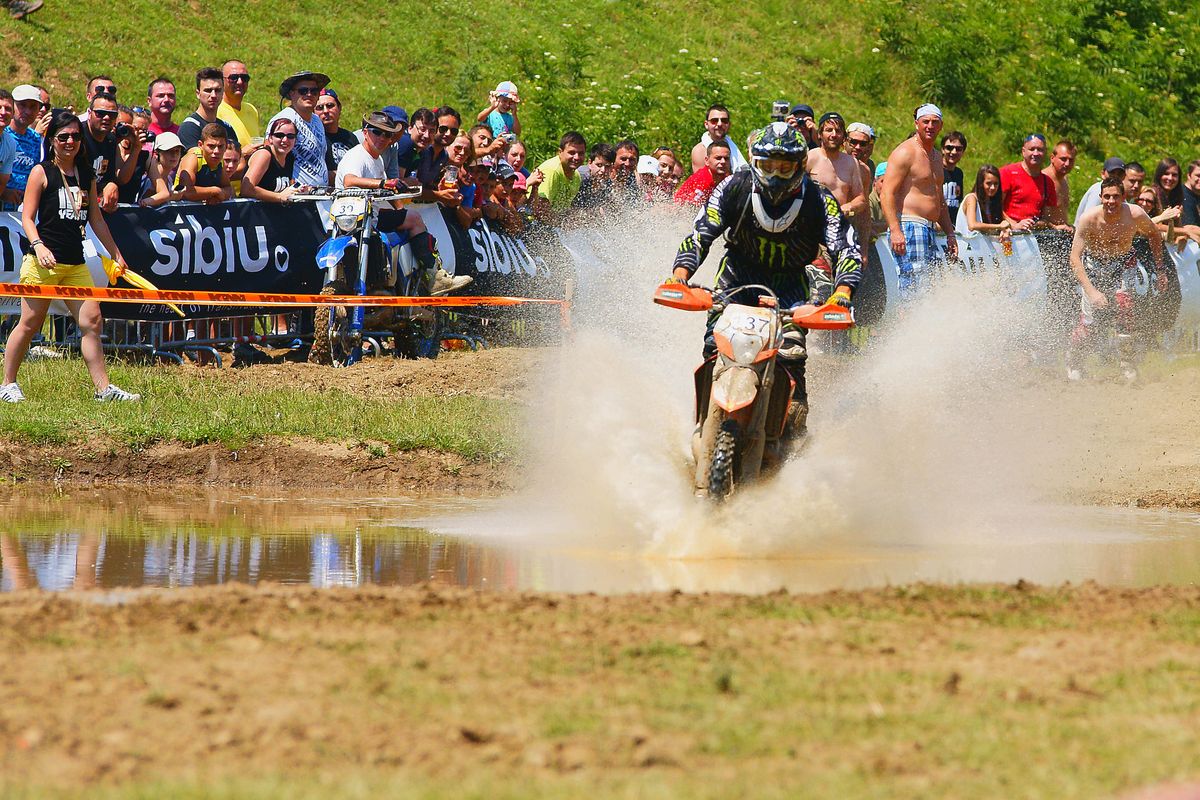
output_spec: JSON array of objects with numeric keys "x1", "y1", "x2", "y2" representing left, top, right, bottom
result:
[
  {"x1": 790, "y1": 103, "x2": 814, "y2": 118},
  {"x1": 637, "y1": 155, "x2": 660, "y2": 175},
  {"x1": 512, "y1": 173, "x2": 528, "y2": 191},
  {"x1": 818, "y1": 111, "x2": 844, "y2": 128},
  {"x1": 874, "y1": 162, "x2": 887, "y2": 179},
  {"x1": 153, "y1": 131, "x2": 184, "y2": 152},
  {"x1": 13, "y1": 84, "x2": 40, "y2": 103},
  {"x1": 494, "y1": 160, "x2": 517, "y2": 181},
  {"x1": 382, "y1": 105, "x2": 408, "y2": 126},
  {"x1": 1103, "y1": 156, "x2": 1126, "y2": 173},
  {"x1": 494, "y1": 81, "x2": 519, "y2": 100},
  {"x1": 847, "y1": 122, "x2": 876, "y2": 140}
]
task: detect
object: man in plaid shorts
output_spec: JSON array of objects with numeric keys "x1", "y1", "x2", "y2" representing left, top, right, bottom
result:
[{"x1": 880, "y1": 103, "x2": 958, "y2": 297}]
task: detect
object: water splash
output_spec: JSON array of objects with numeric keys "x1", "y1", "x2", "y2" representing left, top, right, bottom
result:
[{"x1": 515, "y1": 211, "x2": 1158, "y2": 562}]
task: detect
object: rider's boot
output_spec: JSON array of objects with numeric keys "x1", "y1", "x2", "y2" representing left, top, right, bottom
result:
[{"x1": 410, "y1": 232, "x2": 472, "y2": 295}]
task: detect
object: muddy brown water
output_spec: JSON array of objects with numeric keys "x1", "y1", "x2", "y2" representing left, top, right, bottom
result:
[{"x1": 1, "y1": 488, "x2": 1198, "y2": 594}]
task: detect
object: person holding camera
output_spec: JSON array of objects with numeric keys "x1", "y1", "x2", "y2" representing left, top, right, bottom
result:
[
  {"x1": 476, "y1": 81, "x2": 521, "y2": 140},
  {"x1": 115, "y1": 106, "x2": 154, "y2": 204}
]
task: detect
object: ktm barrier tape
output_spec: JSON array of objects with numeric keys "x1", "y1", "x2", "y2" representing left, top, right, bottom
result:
[{"x1": 0, "y1": 283, "x2": 566, "y2": 308}]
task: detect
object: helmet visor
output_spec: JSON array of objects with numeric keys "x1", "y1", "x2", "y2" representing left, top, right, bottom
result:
[{"x1": 755, "y1": 158, "x2": 799, "y2": 179}]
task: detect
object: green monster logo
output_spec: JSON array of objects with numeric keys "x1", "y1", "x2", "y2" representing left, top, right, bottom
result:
[{"x1": 757, "y1": 237, "x2": 788, "y2": 270}]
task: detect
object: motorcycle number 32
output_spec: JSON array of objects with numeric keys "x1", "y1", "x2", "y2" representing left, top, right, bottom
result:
[{"x1": 331, "y1": 197, "x2": 367, "y2": 218}]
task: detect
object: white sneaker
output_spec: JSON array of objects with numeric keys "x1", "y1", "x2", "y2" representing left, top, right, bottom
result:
[
  {"x1": 1066, "y1": 368, "x2": 1083, "y2": 382},
  {"x1": 430, "y1": 268, "x2": 472, "y2": 296},
  {"x1": 27, "y1": 345, "x2": 64, "y2": 361},
  {"x1": 95, "y1": 384, "x2": 141, "y2": 402},
  {"x1": 0, "y1": 382, "x2": 26, "y2": 403}
]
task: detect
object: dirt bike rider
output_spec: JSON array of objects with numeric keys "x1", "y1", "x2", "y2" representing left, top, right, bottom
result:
[{"x1": 668, "y1": 121, "x2": 862, "y2": 440}]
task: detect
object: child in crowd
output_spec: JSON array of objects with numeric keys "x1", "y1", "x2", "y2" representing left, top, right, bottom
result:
[
  {"x1": 477, "y1": 81, "x2": 521, "y2": 140},
  {"x1": 177, "y1": 123, "x2": 232, "y2": 205},
  {"x1": 223, "y1": 140, "x2": 243, "y2": 196},
  {"x1": 139, "y1": 132, "x2": 187, "y2": 207}
]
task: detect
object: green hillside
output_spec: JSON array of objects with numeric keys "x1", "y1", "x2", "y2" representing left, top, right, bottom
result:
[{"x1": 3, "y1": 0, "x2": 1197, "y2": 204}]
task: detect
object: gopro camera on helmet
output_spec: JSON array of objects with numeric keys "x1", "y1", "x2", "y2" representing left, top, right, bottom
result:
[{"x1": 771, "y1": 101, "x2": 790, "y2": 122}]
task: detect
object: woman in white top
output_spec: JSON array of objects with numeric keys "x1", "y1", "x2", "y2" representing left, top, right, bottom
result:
[{"x1": 956, "y1": 164, "x2": 1012, "y2": 247}]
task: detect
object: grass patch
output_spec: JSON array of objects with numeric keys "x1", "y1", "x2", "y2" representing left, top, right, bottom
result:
[
  {"x1": 0, "y1": 359, "x2": 519, "y2": 459},
  {"x1": 2, "y1": 0, "x2": 1194, "y2": 205}
]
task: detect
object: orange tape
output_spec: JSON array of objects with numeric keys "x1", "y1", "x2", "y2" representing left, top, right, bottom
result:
[{"x1": 0, "y1": 283, "x2": 565, "y2": 308}]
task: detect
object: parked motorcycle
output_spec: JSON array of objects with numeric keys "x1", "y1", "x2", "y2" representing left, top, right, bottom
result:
[
  {"x1": 653, "y1": 282, "x2": 853, "y2": 501},
  {"x1": 292, "y1": 186, "x2": 439, "y2": 366}
]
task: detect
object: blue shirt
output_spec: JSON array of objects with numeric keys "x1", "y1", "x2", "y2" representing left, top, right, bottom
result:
[
  {"x1": 4, "y1": 126, "x2": 42, "y2": 209},
  {"x1": 486, "y1": 110, "x2": 515, "y2": 138}
]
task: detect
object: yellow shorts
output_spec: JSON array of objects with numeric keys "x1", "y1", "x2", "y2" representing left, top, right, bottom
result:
[{"x1": 19, "y1": 253, "x2": 95, "y2": 288}]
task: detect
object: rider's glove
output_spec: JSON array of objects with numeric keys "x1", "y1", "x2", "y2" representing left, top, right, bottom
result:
[
  {"x1": 665, "y1": 275, "x2": 689, "y2": 287},
  {"x1": 830, "y1": 287, "x2": 853, "y2": 308}
]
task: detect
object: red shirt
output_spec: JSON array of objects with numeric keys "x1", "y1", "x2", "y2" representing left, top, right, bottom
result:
[
  {"x1": 674, "y1": 167, "x2": 717, "y2": 206},
  {"x1": 148, "y1": 120, "x2": 180, "y2": 136},
  {"x1": 1000, "y1": 162, "x2": 1057, "y2": 222}
]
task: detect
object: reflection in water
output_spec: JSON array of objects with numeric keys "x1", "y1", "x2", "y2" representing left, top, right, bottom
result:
[{"x1": 2, "y1": 488, "x2": 1199, "y2": 594}]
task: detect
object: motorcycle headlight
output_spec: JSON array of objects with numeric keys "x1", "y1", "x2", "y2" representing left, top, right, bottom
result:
[
  {"x1": 334, "y1": 213, "x2": 361, "y2": 233},
  {"x1": 730, "y1": 331, "x2": 764, "y2": 366}
]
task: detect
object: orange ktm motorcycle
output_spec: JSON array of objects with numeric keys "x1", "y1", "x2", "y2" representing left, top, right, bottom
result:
[{"x1": 654, "y1": 282, "x2": 853, "y2": 501}]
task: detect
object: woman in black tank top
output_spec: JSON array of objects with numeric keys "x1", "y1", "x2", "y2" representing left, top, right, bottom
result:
[
  {"x1": 1, "y1": 110, "x2": 140, "y2": 403},
  {"x1": 241, "y1": 117, "x2": 299, "y2": 202}
]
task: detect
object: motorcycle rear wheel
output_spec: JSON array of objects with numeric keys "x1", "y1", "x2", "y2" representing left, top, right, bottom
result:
[{"x1": 708, "y1": 419, "x2": 739, "y2": 502}]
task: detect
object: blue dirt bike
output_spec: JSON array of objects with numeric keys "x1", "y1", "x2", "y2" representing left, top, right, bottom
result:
[{"x1": 292, "y1": 186, "x2": 440, "y2": 366}]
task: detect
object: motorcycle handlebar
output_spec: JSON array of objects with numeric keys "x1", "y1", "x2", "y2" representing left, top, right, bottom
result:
[{"x1": 289, "y1": 187, "x2": 420, "y2": 202}]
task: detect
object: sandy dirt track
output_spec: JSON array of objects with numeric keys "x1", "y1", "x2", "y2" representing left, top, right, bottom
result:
[{"x1": 0, "y1": 582, "x2": 1197, "y2": 798}]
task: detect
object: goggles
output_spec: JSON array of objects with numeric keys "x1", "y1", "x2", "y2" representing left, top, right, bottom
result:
[{"x1": 754, "y1": 158, "x2": 799, "y2": 179}]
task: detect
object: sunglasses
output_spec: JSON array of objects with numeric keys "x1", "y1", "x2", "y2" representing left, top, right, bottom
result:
[
  {"x1": 364, "y1": 125, "x2": 392, "y2": 136},
  {"x1": 55, "y1": 131, "x2": 82, "y2": 142},
  {"x1": 943, "y1": 144, "x2": 964, "y2": 152},
  {"x1": 92, "y1": 109, "x2": 118, "y2": 119},
  {"x1": 270, "y1": 132, "x2": 298, "y2": 140},
  {"x1": 131, "y1": 106, "x2": 150, "y2": 115},
  {"x1": 707, "y1": 117, "x2": 730, "y2": 124},
  {"x1": 1023, "y1": 133, "x2": 1046, "y2": 144},
  {"x1": 93, "y1": 85, "x2": 117, "y2": 96},
  {"x1": 294, "y1": 86, "x2": 322, "y2": 96},
  {"x1": 226, "y1": 74, "x2": 250, "y2": 83},
  {"x1": 40, "y1": 102, "x2": 51, "y2": 110},
  {"x1": 438, "y1": 125, "x2": 459, "y2": 136},
  {"x1": 847, "y1": 138, "x2": 872, "y2": 147}
]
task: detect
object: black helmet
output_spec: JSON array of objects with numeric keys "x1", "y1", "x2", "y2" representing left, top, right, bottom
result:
[{"x1": 749, "y1": 122, "x2": 808, "y2": 205}]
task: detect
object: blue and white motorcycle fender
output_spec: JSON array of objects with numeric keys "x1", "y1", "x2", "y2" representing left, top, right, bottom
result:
[
  {"x1": 711, "y1": 363, "x2": 760, "y2": 413},
  {"x1": 316, "y1": 235, "x2": 355, "y2": 279}
]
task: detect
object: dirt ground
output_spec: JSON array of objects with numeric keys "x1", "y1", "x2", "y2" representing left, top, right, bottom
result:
[{"x1": 0, "y1": 582, "x2": 1196, "y2": 798}]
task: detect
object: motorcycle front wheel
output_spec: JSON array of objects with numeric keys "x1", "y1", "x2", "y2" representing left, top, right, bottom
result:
[
  {"x1": 308, "y1": 278, "x2": 347, "y2": 366},
  {"x1": 708, "y1": 418, "x2": 739, "y2": 502}
]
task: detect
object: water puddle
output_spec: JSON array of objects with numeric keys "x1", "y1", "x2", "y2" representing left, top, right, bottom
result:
[{"x1": 1, "y1": 488, "x2": 1198, "y2": 594}]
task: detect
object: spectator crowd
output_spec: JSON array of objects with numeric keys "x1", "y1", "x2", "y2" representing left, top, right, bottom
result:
[{"x1": 1, "y1": 61, "x2": 1197, "y2": 394}]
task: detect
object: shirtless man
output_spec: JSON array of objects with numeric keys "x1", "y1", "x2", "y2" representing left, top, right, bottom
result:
[
  {"x1": 1042, "y1": 139, "x2": 1076, "y2": 223},
  {"x1": 881, "y1": 103, "x2": 957, "y2": 297},
  {"x1": 805, "y1": 112, "x2": 867, "y2": 221},
  {"x1": 1066, "y1": 177, "x2": 1163, "y2": 382}
]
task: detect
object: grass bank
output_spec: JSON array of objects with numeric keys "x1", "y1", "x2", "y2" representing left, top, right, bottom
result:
[
  {"x1": 3, "y1": 0, "x2": 1197, "y2": 203},
  {"x1": 0, "y1": 358, "x2": 520, "y2": 459},
  {"x1": 0, "y1": 582, "x2": 1197, "y2": 798}
]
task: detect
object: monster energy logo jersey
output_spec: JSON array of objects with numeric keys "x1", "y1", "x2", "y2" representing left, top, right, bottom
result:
[{"x1": 672, "y1": 171, "x2": 862, "y2": 307}]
